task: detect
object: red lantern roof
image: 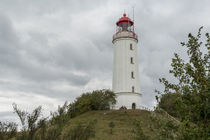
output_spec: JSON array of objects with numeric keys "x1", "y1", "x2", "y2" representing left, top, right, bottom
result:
[{"x1": 116, "y1": 13, "x2": 134, "y2": 26}]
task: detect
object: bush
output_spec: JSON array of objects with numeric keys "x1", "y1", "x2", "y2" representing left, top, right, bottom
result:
[
  {"x1": 109, "y1": 121, "x2": 115, "y2": 134},
  {"x1": 132, "y1": 119, "x2": 149, "y2": 140},
  {"x1": 13, "y1": 103, "x2": 42, "y2": 140},
  {"x1": 61, "y1": 120, "x2": 97, "y2": 140},
  {"x1": 158, "y1": 93, "x2": 182, "y2": 118},
  {"x1": 0, "y1": 121, "x2": 17, "y2": 140},
  {"x1": 68, "y1": 90, "x2": 116, "y2": 118}
]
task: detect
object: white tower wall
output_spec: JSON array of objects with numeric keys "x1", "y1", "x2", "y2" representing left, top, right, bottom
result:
[
  {"x1": 112, "y1": 38, "x2": 140, "y2": 93},
  {"x1": 112, "y1": 32, "x2": 141, "y2": 109}
]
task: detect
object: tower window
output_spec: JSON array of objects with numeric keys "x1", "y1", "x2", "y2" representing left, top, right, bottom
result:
[
  {"x1": 131, "y1": 71, "x2": 134, "y2": 79},
  {"x1": 131, "y1": 57, "x2": 134, "y2": 64},
  {"x1": 130, "y1": 44, "x2": 133, "y2": 50},
  {"x1": 132, "y1": 86, "x2": 135, "y2": 92}
]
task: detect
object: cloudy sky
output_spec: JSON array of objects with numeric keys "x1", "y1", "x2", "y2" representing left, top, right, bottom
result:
[{"x1": 0, "y1": 0, "x2": 210, "y2": 122}]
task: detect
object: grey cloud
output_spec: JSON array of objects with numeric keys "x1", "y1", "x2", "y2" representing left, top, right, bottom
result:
[
  {"x1": 0, "y1": 14, "x2": 20, "y2": 66},
  {"x1": 0, "y1": 13, "x2": 90, "y2": 102},
  {"x1": 0, "y1": 111, "x2": 14, "y2": 118}
]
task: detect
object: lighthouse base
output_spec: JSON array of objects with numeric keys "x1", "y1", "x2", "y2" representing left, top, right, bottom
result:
[{"x1": 111, "y1": 92, "x2": 141, "y2": 110}]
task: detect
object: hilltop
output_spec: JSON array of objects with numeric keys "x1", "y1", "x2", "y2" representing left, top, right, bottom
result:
[{"x1": 57, "y1": 109, "x2": 178, "y2": 140}]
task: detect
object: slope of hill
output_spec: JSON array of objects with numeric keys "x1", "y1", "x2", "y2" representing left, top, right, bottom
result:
[{"x1": 60, "y1": 109, "x2": 176, "y2": 140}]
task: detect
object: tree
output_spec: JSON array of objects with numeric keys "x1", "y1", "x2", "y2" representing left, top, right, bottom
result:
[
  {"x1": 13, "y1": 103, "x2": 42, "y2": 140},
  {"x1": 156, "y1": 27, "x2": 210, "y2": 139},
  {"x1": 50, "y1": 101, "x2": 69, "y2": 127},
  {"x1": 68, "y1": 90, "x2": 116, "y2": 118},
  {"x1": 158, "y1": 93, "x2": 182, "y2": 118}
]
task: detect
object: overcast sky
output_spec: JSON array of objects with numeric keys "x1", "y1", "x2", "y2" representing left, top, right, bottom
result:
[{"x1": 0, "y1": 0, "x2": 210, "y2": 122}]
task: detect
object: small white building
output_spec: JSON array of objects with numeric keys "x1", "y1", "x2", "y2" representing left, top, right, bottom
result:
[{"x1": 112, "y1": 13, "x2": 141, "y2": 109}]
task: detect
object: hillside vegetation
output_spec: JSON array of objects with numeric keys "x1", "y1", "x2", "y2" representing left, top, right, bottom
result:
[
  {"x1": 1, "y1": 108, "x2": 181, "y2": 140},
  {"x1": 156, "y1": 27, "x2": 210, "y2": 139},
  {"x1": 60, "y1": 109, "x2": 174, "y2": 140},
  {"x1": 1, "y1": 91, "x2": 181, "y2": 140}
]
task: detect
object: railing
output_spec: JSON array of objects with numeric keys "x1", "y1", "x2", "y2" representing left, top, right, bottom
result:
[
  {"x1": 111, "y1": 105, "x2": 153, "y2": 111},
  {"x1": 112, "y1": 31, "x2": 138, "y2": 42}
]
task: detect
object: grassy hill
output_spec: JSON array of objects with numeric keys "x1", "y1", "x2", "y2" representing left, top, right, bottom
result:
[
  {"x1": 60, "y1": 109, "x2": 177, "y2": 140},
  {"x1": 2, "y1": 90, "x2": 181, "y2": 140}
]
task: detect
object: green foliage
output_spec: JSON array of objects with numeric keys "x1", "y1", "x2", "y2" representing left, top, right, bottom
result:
[
  {"x1": 158, "y1": 93, "x2": 182, "y2": 118},
  {"x1": 109, "y1": 121, "x2": 115, "y2": 134},
  {"x1": 27, "y1": 106, "x2": 42, "y2": 140},
  {"x1": 176, "y1": 120, "x2": 206, "y2": 140},
  {"x1": 13, "y1": 103, "x2": 42, "y2": 140},
  {"x1": 50, "y1": 101, "x2": 69, "y2": 127},
  {"x1": 45, "y1": 125, "x2": 61, "y2": 140},
  {"x1": 156, "y1": 27, "x2": 210, "y2": 139},
  {"x1": 61, "y1": 120, "x2": 97, "y2": 140},
  {"x1": 34, "y1": 118, "x2": 48, "y2": 140},
  {"x1": 68, "y1": 90, "x2": 116, "y2": 118},
  {"x1": 149, "y1": 113, "x2": 179, "y2": 140},
  {"x1": 34, "y1": 90, "x2": 115, "y2": 140},
  {"x1": 2, "y1": 109, "x2": 184, "y2": 140},
  {"x1": 37, "y1": 125, "x2": 61, "y2": 140},
  {"x1": 35, "y1": 101, "x2": 69, "y2": 140},
  {"x1": 12, "y1": 103, "x2": 27, "y2": 131},
  {"x1": 132, "y1": 119, "x2": 149, "y2": 140},
  {"x1": 0, "y1": 121, "x2": 17, "y2": 140}
]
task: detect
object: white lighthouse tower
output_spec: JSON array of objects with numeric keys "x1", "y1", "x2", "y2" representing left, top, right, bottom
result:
[{"x1": 112, "y1": 13, "x2": 141, "y2": 109}]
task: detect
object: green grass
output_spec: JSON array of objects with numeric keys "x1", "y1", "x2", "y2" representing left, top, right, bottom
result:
[{"x1": 61, "y1": 109, "x2": 164, "y2": 140}]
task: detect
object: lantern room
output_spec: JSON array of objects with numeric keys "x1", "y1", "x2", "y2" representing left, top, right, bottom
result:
[
  {"x1": 116, "y1": 13, "x2": 134, "y2": 32},
  {"x1": 113, "y1": 13, "x2": 137, "y2": 42}
]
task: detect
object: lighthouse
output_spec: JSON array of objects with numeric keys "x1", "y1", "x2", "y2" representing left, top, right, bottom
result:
[{"x1": 112, "y1": 13, "x2": 141, "y2": 109}]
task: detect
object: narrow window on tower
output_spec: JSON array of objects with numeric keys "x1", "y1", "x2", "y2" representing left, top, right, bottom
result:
[
  {"x1": 130, "y1": 43, "x2": 133, "y2": 50},
  {"x1": 131, "y1": 71, "x2": 134, "y2": 79},
  {"x1": 131, "y1": 57, "x2": 134, "y2": 64},
  {"x1": 132, "y1": 86, "x2": 135, "y2": 93}
]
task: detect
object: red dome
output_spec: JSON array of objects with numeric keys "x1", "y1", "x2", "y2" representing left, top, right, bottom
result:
[{"x1": 116, "y1": 13, "x2": 134, "y2": 26}]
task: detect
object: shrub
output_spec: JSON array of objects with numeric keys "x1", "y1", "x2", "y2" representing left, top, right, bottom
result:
[
  {"x1": 61, "y1": 120, "x2": 97, "y2": 140},
  {"x1": 68, "y1": 90, "x2": 116, "y2": 118}
]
